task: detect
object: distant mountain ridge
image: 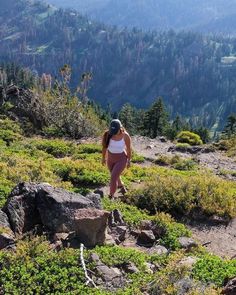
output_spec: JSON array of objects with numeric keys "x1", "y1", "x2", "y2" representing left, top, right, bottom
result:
[
  {"x1": 1, "y1": 0, "x2": 236, "y2": 131},
  {"x1": 48, "y1": 0, "x2": 236, "y2": 34}
]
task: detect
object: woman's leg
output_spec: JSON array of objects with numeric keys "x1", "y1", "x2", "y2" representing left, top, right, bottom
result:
[{"x1": 110, "y1": 156, "x2": 127, "y2": 196}]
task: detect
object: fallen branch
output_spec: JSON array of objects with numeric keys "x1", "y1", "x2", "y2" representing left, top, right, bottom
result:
[{"x1": 80, "y1": 243, "x2": 97, "y2": 288}]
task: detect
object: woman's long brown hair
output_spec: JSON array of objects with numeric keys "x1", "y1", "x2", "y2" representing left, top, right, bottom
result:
[{"x1": 102, "y1": 127, "x2": 126, "y2": 148}]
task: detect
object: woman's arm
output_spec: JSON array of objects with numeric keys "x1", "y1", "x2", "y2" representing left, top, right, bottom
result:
[
  {"x1": 124, "y1": 133, "x2": 132, "y2": 167},
  {"x1": 102, "y1": 146, "x2": 107, "y2": 165},
  {"x1": 102, "y1": 132, "x2": 108, "y2": 165}
]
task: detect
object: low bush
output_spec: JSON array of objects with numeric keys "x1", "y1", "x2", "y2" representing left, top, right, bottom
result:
[
  {"x1": 0, "y1": 237, "x2": 102, "y2": 295},
  {"x1": 150, "y1": 251, "x2": 221, "y2": 294},
  {"x1": 32, "y1": 138, "x2": 77, "y2": 158},
  {"x1": 193, "y1": 254, "x2": 236, "y2": 286},
  {"x1": 127, "y1": 173, "x2": 236, "y2": 219},
  {"x1": 177, "y1": 131, "x2": 203, "y2": 146}
]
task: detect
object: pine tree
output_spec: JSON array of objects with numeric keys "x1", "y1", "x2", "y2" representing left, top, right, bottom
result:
[
  {"x1": 223, "y1": 114, "x2": 236, "y2": 138},
  {"x1": 142, "y1": 97, "x2": 169, "y2": 138}
]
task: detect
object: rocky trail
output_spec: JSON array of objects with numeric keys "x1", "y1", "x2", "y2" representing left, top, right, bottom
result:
[{"x1": 104, "y1": 135, "x2": 236, "y2": 258}]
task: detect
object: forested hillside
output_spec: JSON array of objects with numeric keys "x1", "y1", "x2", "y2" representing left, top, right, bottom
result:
[
  {"x1": 1, "y1": 0, "x2": 236, "y2": 130},
  {"x1": 48, "y1": 0, "x2": 236, "y2": 33}
]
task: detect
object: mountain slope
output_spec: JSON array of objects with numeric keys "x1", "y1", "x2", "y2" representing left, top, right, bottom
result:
[
  {"x1": 48, "y1": 0, "x2": 236, "y2": 33},
  {"x1": 1, "y1": 0, "x2": 236, "y2": 130}
]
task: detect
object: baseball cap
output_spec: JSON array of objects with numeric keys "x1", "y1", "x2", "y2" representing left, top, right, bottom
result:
[{"x1": 109, "y1": 119, "x2": 122, "y2": 135}]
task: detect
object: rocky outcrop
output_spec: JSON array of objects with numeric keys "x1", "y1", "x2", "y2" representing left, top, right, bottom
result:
[
  {"x1": 0, "y1": 84, "x2": 45, "y2": 129},
  {"x1": 0, "y1": 209, "x2": 15, "y2": 250},
  {"x1": 3, "y1": 183, "x2": 41, "y2": 234},
  {"x1": 2, "y1": 182, "x2": 109, "y2": 248},
  {"x1": 36, "y1": 185, "x2": 101, "y2": 233}
]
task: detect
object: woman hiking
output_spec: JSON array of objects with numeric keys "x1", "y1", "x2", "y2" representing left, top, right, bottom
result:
[{"x1": 102, "y1": 119, "x2": 132, "y2": 199}]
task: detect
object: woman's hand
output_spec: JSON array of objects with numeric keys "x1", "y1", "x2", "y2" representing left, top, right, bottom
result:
[{"x1": 102, "y1": 158, "x2": 106, "y2": 166}]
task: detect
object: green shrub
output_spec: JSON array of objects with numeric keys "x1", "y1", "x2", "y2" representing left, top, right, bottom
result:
[
  {"x1": 177, "y1": 131, "x2": 203, "y2": 146},
  {"x1": 132, "y1": 152, "x2": 145, "y2": 164},
  {"x1": 172, "y1": 158, "x2": 197, "y2": 171},
  {"x1": 193, "y1": 254, "x2": 236, "y2": 286},
  {"x1": 32, "y1": 138, "x2": 77, "y2": 157},
  {"x1": 0, "y1": 237, "x2": 104, "y2": 295},
  {"x1": 127, "y1": 173, "x2": 236, "y2": 219}
]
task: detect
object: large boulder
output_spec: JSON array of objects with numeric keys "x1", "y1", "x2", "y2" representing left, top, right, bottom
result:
[
  {"x1": 70, "y1": 208, "x2": 109, "y2": 247},
  {"x1": 36, "y1": 184, "x2": 101, "y2": 233},
  {"x1": 3, "y1": 183, "x2": 41, "y2": 235},
  {"x1": 0, "y1": 209, "x2": 15, "y2": 249},
  {"x1": 3, "y1": 182, "x2": 108, "y2": 247}
]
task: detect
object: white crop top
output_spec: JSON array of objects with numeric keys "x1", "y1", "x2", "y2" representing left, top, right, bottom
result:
[{"x1": 108, "y1": 138, "x2": 126, "y2": 153}]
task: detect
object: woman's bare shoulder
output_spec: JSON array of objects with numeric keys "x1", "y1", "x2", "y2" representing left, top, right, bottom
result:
[{"x1": 123, "y1": 131, "x2": 131, "y2": 139}]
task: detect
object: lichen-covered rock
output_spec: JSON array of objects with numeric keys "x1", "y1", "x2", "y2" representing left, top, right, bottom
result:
[
  {"x1": 0, "y1": 210, "x2": 15, "y2": 249},
  {"x1": 72, "y1": 208, "x2": 109, "y2": 247},
  {"x1": 3, "y1": 183, "x2": 41, "y2": 234},
  {"x1": 35, "y1": 183, "x2": 99, "y2": 232}
]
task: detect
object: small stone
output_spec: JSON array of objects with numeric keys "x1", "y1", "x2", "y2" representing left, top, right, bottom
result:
[
  {"x1": 140, "y1": 220, "x2": 152, "y2": 230},
  {"x1": 146, "y1": 145, "x2": 154, "y2": 150},
  {"x1": 175, "y1": 277, "x2": 195, "y2": 295},
  {"x1": 123, "y1": 262, "x2": 139, "y2": 274},
  {"x1": 93, "y1": 189, "x2": 104, "y2": 198},
  {"x1": 90, "y1": 253, "x2": 102, "y2": 264},
  {"x1": 149, "y1": 245, "x2": 168, "y2": 255},
  {"x1": 105, "y1": 233, "x2": 116, "y2": 246},
  {"x1": 85, "y1": 192, "x2": 102, "y2": 209},
  {"x1": 178, "y1": 256, "x2": 198, "y2": 269},
  {"x1": 108, "y1": 209, "x2": 125, "y2": 227},
  {"x1": 159, "y1": 136, "x2": 167, "y2": 142},
  {"x1": 114, "y1": 226, "x2": 127, "y2": 242},
  {"x1": 137, "y1": 230, "x2": 156, "y2": 246},
  {"x1": 96, "y1": 264, "x2": 122, "y2": 281},
  {"x1": 130, "y1": 229, "x2": 141, "y2": 237},
  {"x1": 178, "y1": 237, "x2": 198, "y2": 250}
]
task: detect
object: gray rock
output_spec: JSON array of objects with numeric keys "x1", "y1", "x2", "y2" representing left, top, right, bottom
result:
[
  {"x1": 111, "y1": 226, "x2": 127, "y2": 242},
  {"x1": 178, "y1": 256, "x2": 198, "y2": 269},
  {"x1": 0, "y1": 232, "x2": 15, "y2": 250},
  {"x1": 178, "y1": 237, "x2": 198, "y2": 250},
  {"x1": 175, "y1": 277, "x2": 195, "y2": 295},
  {"x1": 36, "y1": 183, "x2": 99, "y2": 232},
  {"x1": 72, "y1": 208, "x2": 110, "y2": 247},
  {"x1": 108, "y1": 209, "x2": 125, "y2": 227},
  {"x1": 222, "y1": 277, "x2": 236, "y2": 295},
  {"x1": 105, "y1": 233, "x2": 116, "y2": 246},
  {"x1": 149, "y1": 245, "x2": 168, "y2": 255},
  {"x1": 96, "y1": 265, "x2": 122, "y2": 281},
  {"x1": 85, "y1": 192, "x2": 102, "y2": 209},
  {"x1": 123, "y1": 262, "x2": 139, "y2": 274},
  {"x1": 138, "y1": 230, "x2": 156, "y2": 246},
  {"x1": 140, "y1": 220, "x2": 166, "y2": 238},
  {"x1": 3, "y1": 183, "x2": 41, "y2": 234},
  {"x1": 93, "y1": 189, "x2": 104, "y2": 198}
]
